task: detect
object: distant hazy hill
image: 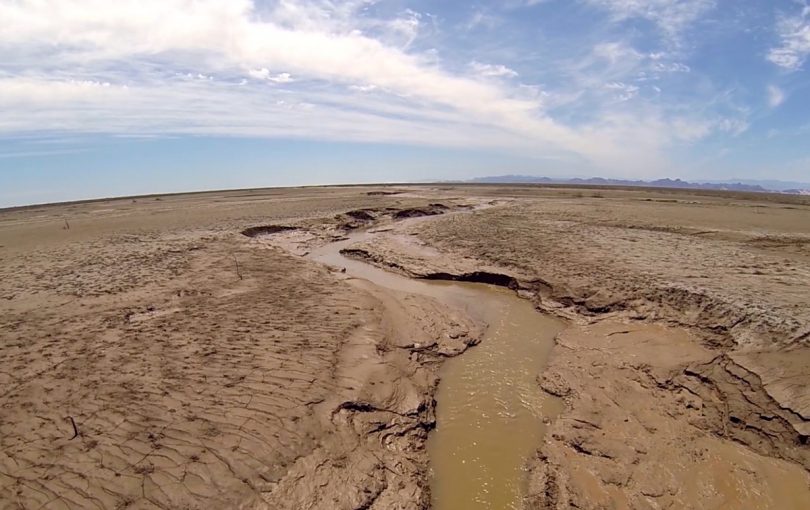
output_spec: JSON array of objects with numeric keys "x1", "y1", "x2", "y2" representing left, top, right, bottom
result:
[
  {"x1": 702, "y1": 179, "x2": 810, "y2": 192},
  {"x1": 467, "y1": 175, "x2": 810, "y2": 194}
]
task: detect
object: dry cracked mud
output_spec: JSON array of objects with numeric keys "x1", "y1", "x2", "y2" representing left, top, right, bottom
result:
[{"x1": 1, "y1": 184, "x2": 809, "y2": 509}]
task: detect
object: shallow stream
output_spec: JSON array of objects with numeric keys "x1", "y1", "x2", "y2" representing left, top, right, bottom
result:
[{"x1": 308, "y1": 231, "x2": 564, "y2": 509}]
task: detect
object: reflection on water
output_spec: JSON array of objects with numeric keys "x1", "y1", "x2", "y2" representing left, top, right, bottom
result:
[{"x1": 308, "y1": 233, "x2": 564, "y2": 510}]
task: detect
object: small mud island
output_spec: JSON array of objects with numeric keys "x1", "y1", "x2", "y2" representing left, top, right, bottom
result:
[{"x1": 1, "y1": 185, "x2": 809, "y2": 509}]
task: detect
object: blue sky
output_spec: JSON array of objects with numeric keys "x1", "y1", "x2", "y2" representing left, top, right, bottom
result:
[{"x1": 1, "y1": 0, "x2": 809, "y2": 206}]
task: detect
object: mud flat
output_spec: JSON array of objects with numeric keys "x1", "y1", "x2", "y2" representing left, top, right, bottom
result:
[
  {"x1": 0, "y1": 188, "x2": 484, "y2": 509},
  {"x1": 1, "y1": 184, "x2": 809, "y2": 509}
]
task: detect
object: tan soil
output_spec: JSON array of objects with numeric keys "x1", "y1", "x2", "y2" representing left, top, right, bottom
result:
[
  {"x1": 0, "y1": 188, "x2": 481, "y2": 509},
  {"x1": 2, "y1": 184, "x2": 809, "y2": 509},
  {"x1": 352, "y1": 186, "x2": 810, "y2": 508}
]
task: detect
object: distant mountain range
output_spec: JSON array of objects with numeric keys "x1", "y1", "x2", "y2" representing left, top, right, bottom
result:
[{"x1": 467, "y1": 175, "x2": 810, "y2": 194}]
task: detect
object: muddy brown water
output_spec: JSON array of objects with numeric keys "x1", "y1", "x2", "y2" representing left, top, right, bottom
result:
[{"x1": 309, "y1": 232, "x2": 565, "y2": 509}]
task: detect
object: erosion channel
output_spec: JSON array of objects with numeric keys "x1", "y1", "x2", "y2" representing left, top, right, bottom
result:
[{"x1": 308, "y1": 229, "x2": 565, "y2": 509}]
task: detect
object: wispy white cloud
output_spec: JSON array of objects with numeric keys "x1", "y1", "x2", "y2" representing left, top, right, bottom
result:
[
  {"x1": 767, "y1": 84, "x2": 786, "y2": 107},
  {"x1": 463, "y1": 8, "x2": 503, "y2": 32},
  {"x1": 656, "y1": 62, "x2": 690, "y2": 72},
  {"x1": 0, "y1": 148, "x2": 90, "y2": 159},
  {"x1": 0, "y1": 0, "x2": 757, "y2": 178},
  {"x1": 604, "y1": 81, "x2": 640, "y2": 101},
  {"x1": 559, "y1": 41, "x2": 694, "y2": 96},
  {"x1": 768, "y1": 4, "x2": 810, "y2": 70},
  {"x1": 0, "y1": 2, "x2": 559, "y2": 140},
  {"x1": 0, "y1": 78, "x2": 125, "y2": 104},
  {"x1": 248, "y1": 68, "x2": 294, "y2": 83},
  {"x1": 349, "y1": 84, "x2": 378, "y2": 93},
  {"x1": 469, "y1": 61, "x2": 519, "y2": 78},
  {"x1": 585, "y1": 0, "x2": 715, "y2": 39}
]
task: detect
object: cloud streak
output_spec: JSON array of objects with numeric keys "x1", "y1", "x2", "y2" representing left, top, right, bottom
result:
[
  {"x1": 768, "y1": 85, "x2": 786, "y2": 107},
  {"x1": 585, "y1": 0, "x2": 715, "y2": 39},
  {"x1": 0, "y1": 0, "x2": 778, "y2": 178},
  {"x1": 768, "y1": 3, "x2": 810, "y2": 70},
  {"x1": 1, "y1": 2, "x2": 582, "y2": 149}
]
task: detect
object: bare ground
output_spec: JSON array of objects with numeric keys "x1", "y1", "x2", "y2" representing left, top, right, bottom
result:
[
  {"x1": 348, "y1": 186, "x2": 810, "y2": 508},
  {"x1": 0, "y1": 188, "x2": 481, "y2": 509},
  {"x1": 1, "y1": 185, "x2": 809, "y2": 509}
]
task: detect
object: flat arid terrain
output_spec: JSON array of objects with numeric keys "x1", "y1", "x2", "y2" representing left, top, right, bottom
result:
[{"x1": 1, "y1": 185, "x2": 809, "y2": 509}]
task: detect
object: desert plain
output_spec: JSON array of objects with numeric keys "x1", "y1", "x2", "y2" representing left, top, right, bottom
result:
[{"x1": 1, "y1": 184, "x2": 809, "y2": 509}]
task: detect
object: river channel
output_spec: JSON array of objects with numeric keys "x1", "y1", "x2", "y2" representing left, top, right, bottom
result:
[{"x1": 308, "y1": 230, "x2": 564, "y2": 509}]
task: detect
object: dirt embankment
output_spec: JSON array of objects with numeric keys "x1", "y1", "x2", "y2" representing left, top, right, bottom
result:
[
  {"x1": 338, "y1": 193, "x2": 810, "y2": 508},
  {"x1": 0, "y1": 190, "x2": 482, "y2": 509}
]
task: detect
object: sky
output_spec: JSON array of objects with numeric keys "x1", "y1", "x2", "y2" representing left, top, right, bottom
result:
[{"x1": 1, "y1": 0, "x2": 810, "y2": 206}]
